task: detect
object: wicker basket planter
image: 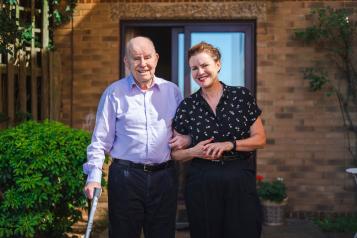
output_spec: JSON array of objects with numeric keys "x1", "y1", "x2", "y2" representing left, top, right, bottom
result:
[{"x1": 261, "y1": 198, "x2": 288, "y2": 226}]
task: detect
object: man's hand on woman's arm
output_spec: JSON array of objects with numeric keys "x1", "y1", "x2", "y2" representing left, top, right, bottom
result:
[{"x1": 169, "y1": 130, "x2": 192, "y2": 150}]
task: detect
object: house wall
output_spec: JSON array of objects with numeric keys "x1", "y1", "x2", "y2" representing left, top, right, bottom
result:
[{"x1": 54, "y1": 0, "x2": 357, "y2": 215}]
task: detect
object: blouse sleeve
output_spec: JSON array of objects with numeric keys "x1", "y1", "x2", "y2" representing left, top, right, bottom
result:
[
  {"x1": 172, "y1": 100, "x2": 191, "y2": 135},
  {"x1": 241, "y1": 87, "x2": 262, "y2": 127}
]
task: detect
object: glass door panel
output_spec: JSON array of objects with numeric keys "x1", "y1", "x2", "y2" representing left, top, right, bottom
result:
[
  {"x1": 174, "y1": 25, "x2": 252, "y2": 97},
  {"x1": 178, "y1": 32, "x2": 185, "y2": 94}
]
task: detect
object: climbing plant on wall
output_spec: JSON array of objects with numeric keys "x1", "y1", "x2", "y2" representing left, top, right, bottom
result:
[
  {"x1": 0, "y1": 0, "x2": 22, "y2": 55},
  {"x1": 0, "y1": 0, "x2": 77, "y2": 55},
  {"x1": 294, "y1": 7, "x2": 357, "y2": 164},
  {"x1": 51, "y1": 0, "x2": 77, "y2": 26}
]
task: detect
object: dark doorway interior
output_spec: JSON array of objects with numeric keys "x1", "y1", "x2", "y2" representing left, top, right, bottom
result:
[{"x1": 124, "y1": 27, "x2": 172, "y2": 81}]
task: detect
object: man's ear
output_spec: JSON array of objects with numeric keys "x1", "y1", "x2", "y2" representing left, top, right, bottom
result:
[
  {"x1": 124, "y1": 56, "x2": 128, "y2": 68},
  {"x1": 154, "y1": 53, "x2": 159, "y2": 65},
  {"x1": 124, "y1": 56, "x2": 131, "y2": 77}
]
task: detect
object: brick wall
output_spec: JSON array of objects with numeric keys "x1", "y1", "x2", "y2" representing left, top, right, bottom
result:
[
  {"x1": 55, "y1": 1, "x2": 357, "y2": 214},
  {"x1": 256, "y1": 1, "x2": 357, "y2": 215}
]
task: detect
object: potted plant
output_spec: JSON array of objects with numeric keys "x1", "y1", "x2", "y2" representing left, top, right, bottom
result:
[{"x1": 256, "y1": 175, "x2": 288, "y2": 226}]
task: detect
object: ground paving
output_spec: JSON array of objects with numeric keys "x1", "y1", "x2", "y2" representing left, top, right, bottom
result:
[{"x1": 89, "y1": 218, "x2": 354, "y2": 238}]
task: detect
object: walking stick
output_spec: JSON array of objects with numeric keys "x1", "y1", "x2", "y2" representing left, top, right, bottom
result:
[{"x1": 84, "y1": 187, "x2": 102, "y2": 238}]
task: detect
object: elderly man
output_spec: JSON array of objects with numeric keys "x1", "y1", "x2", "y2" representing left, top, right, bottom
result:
[{"x1": 83, "y1": 36, "x2": 188, "y2": 238}]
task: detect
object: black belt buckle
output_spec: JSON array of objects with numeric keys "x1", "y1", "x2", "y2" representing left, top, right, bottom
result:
[
  {"x1": 143, "y1": 164, "x2": 150, "y2": 172},
  {"x1": 142, "y1": 161, "x2": 170, "y2": 172}
]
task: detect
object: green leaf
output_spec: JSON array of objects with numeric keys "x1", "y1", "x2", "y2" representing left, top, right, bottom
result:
[
  {"x1": 53, "y1": 10, "x2": 62, "y2": 25},
  {"x1": 302, "y1": 67, "x2": 329, "y2": 91}
]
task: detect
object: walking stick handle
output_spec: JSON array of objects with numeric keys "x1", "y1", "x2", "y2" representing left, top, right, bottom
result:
[
  {"x1": 84, "y1": 187, "x2": 102, "y2": 238},
  {"x1": 93, "y1": 187, "x2": 102, "y2": 198}
]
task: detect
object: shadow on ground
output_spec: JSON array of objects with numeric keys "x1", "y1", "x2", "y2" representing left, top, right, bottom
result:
[{"x1": 85, "y1": 219, "x2": 354, "y2": 238}]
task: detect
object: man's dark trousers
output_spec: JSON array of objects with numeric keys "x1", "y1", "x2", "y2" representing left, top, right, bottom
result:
[{"x1": 108, "y1": 160, "x2": 178, "y2": 238}]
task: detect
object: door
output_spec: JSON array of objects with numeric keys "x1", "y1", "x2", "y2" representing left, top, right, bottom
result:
[
  {"x1": 120, "y1": 21, "x2": 257, "y2": 226},
  {"x1": 120, "y1": 21, "x2": 256, "y2": 96}
]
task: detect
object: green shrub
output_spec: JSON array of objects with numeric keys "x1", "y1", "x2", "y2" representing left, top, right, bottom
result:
[
  {"x1": 0, "y1": 120, "x2": 90, "y2": 237},
  {"x1": 314, "y1": 215, "x2": 357, "y2": 232}
]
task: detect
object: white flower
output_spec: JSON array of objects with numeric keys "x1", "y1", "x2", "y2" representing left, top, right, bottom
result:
[
  {"x1": 345, "y1": 17, "x2": 349, "y2": 23},
  {"x1": 277, "y1": 177, "x2": 284, "y2": 182}
]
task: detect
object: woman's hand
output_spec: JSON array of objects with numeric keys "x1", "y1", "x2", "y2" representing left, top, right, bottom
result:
[
  {"x1": 203, "y1": 141, "x2": 233, "y2": 158},
  {"x1": 171, "y1": 137, "x2": 216, "y2": 161},
  {"x1": 190, "y1": 138, "x2": 217, "y2": 160}
]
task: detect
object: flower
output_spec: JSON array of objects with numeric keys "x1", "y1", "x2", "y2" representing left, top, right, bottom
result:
[
  {"x1": 256, "y1": 175, "x2": 287, "y2": 203},
  {"x1": 256, "y1": 175, "x2": 264, "y2": 182}
]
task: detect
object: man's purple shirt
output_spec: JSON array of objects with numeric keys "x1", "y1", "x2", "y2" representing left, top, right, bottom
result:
[{"x1": 83, "y1": 75, "x2": 183, "y2": 183}]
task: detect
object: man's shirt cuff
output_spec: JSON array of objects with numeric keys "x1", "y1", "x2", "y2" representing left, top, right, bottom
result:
[{"x1": 86, "y1": 168, "x2": 102, "y2": 184}]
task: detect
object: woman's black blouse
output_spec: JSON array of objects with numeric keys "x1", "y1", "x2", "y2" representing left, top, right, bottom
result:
[{"x1": 173, "y1": 82, "x2": 261, "y2": 158}]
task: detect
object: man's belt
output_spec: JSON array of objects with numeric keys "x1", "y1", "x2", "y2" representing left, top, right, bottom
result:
[{"x1": 112, "y1": 159, "x2": 173, "y2": 172}]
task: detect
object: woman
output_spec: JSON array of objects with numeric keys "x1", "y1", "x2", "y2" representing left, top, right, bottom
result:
[{"x1": 171, "y1": 42, "x2": 266, "y2": 238}]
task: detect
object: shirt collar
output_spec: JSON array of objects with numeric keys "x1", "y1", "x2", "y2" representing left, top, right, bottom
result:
[
  {"x1": 220, "y1": 82, "x2": 230, "y2": 101},
  {"x1": 127, "y1": 74, "x2": 161, "y2": 91}
]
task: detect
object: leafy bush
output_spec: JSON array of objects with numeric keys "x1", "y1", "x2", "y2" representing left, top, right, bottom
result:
[
  {"x1": 314, "y1": 215, "x2": 357, "y2": 232},
  {"x1": 0, "y1": 120, "x2": 90, "y2": 237}
]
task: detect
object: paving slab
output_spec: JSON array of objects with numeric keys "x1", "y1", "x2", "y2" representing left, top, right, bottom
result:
[{"x1": 262, "y1": 219, "x2": 325, "y2": 238}]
